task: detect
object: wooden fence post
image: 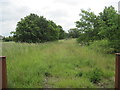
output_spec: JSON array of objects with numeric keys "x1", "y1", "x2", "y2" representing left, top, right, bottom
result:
[
  {"x1": 0, "y1": 56, "x2": 7, "y2": 89},
  {"x1": 115, "y1": 53, "x2": 120, "y2": 90}
]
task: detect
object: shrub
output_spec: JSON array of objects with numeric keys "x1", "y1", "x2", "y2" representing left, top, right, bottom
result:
[
  {"x1": 88, "y1": 68, "x2": 103, "y2": 84},
  {"x1": 89, "y1": 40, "x2": 115, "y2": 53},
  {"x1": 75, "y1": 72, "x2": 83, "y2": 77},
  {"x1": 3, "y1": 36, "x2": 13, "y2": 42}
]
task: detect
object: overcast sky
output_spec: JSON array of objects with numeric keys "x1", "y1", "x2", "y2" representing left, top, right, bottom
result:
[{"x1": 0, "y1": 0, "x2": 119, "y2": 36}]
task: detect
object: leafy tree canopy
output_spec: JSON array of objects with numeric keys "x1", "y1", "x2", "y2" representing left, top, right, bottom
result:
[
  {"x1": 76, "y1": 6, "x2": 120, "y2": 52},
  {"x1": 12, "y1": 13, "x2": 66, "y2": 43}
]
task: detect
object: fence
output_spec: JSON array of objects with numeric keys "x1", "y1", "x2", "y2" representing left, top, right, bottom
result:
[{"x1": 0, "y1": 54, "x2": 120, "y2": 89}]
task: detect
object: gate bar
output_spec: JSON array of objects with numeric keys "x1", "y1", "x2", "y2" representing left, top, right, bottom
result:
[
  {"x1": 115, "y1": 53, "x2": 120, "y2": 90},
  {"x1": 0, "y1": 56, "x2": 7, "y2": 89}
]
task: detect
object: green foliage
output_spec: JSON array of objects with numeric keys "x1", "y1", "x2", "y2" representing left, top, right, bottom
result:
[
  {"x1": 58, "y1": 25, "x2": 66, "y2": 39},
  {"x1": 2, "y1": 39, "x2": 115, "y2": 88},
  {"x1": 77, "y1": 33, "x2": 90, "y2": 45},
  {"x1": 76, "y1": 9, "x2": 101, "y2": 42},
  {"x1": 48, "y1": 78, "x2": 95, "y2": 88},
  {"x1": 76, "y1": 6, "x2": 120, "y2": 52},
  {"x1": 68, "y1": 28, "x2": 80, "y2": 38},
  {"x1": 88, "y1": 68, "x2": 103, "y2": 84},
  {"x1": 89, "y1": 40, "x2": 115, "y2": 53},
  {"x1": 12, "y1": 13, "x2": 65, "y2": 43},
  {"x1": 3, "y1": 36, "x2": 13, "y2": 42}
]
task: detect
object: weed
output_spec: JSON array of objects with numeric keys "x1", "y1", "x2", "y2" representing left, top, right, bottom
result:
[{"x1": 88, "y1": 68, "x2": 103, "y2": 84}]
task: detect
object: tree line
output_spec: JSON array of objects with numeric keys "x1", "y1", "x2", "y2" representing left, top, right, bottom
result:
[
  {"x1": 3, "y1": 6, "x2": 120, "y2": 52},
  {"x1": 69, "y1": 6, "x2": 120, "y2": 52}
]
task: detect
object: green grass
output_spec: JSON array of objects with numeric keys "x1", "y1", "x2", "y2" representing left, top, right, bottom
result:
[{"x1": 2, "y1": 39, "x2": 115, "y2": 88}]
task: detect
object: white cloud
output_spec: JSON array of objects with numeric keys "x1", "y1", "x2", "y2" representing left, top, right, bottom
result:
[{"x1": 0, "y1": 0, "x2": 119, "y2": 36}]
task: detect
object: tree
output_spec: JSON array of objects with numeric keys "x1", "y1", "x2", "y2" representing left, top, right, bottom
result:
[
  {"x1": 3, "y1": 36, "x2": 13, "y2": 42},
  {"x1": 99, "y1": 6, "x2": 118, "y2": 40},
  {"x1": 99, "y1": 6, "x2": 120, "y2": 52},
  {"x1": 68, "y1": 28, "x2": 80, "y2": 38},
  {"x1": 75, "y1": 9, "x2": 100, "y2": 44},
  {"x1": 12, "y1": 13, "x2": 62, "y2": 43},
  {"x1": 58, "y1": 25, "x2": 66, "y2": 39},
  {"x1": 75, "y1": 6, "x2": 120, "y2": 52}
]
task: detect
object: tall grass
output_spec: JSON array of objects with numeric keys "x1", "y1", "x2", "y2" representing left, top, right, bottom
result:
[{"x1": 2, "y1": 39, "x2": 115, "y2": 88}]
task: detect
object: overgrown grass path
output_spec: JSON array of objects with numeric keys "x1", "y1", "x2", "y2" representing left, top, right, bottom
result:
[{"x1": 2, "y1": 39, "x2": 115, "y2": 88}]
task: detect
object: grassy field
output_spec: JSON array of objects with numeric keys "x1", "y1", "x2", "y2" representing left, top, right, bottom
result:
[{"x1": 2, "y1": 39, "x2": 115, "y2": 88}]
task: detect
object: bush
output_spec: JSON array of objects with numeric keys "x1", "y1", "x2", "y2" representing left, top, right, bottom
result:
[
  {"x1": 88, "y1": 68, "x2": 103, "y2": 84},
  {"x1": 75, "y1": 72, "x2": 83, "y2": 77},
  {"x1": 77, "y1": 34, "x2": 90, "y2": 45},
  {"x1": 3, "y1": 36, "x2": 13, "y2": 42},
  {"x1": 108, "y1": 40, "x2": 120, "y2": 53},
  {"x1": 89, "y1": 40, "x2": 115, "y2": 53}
]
